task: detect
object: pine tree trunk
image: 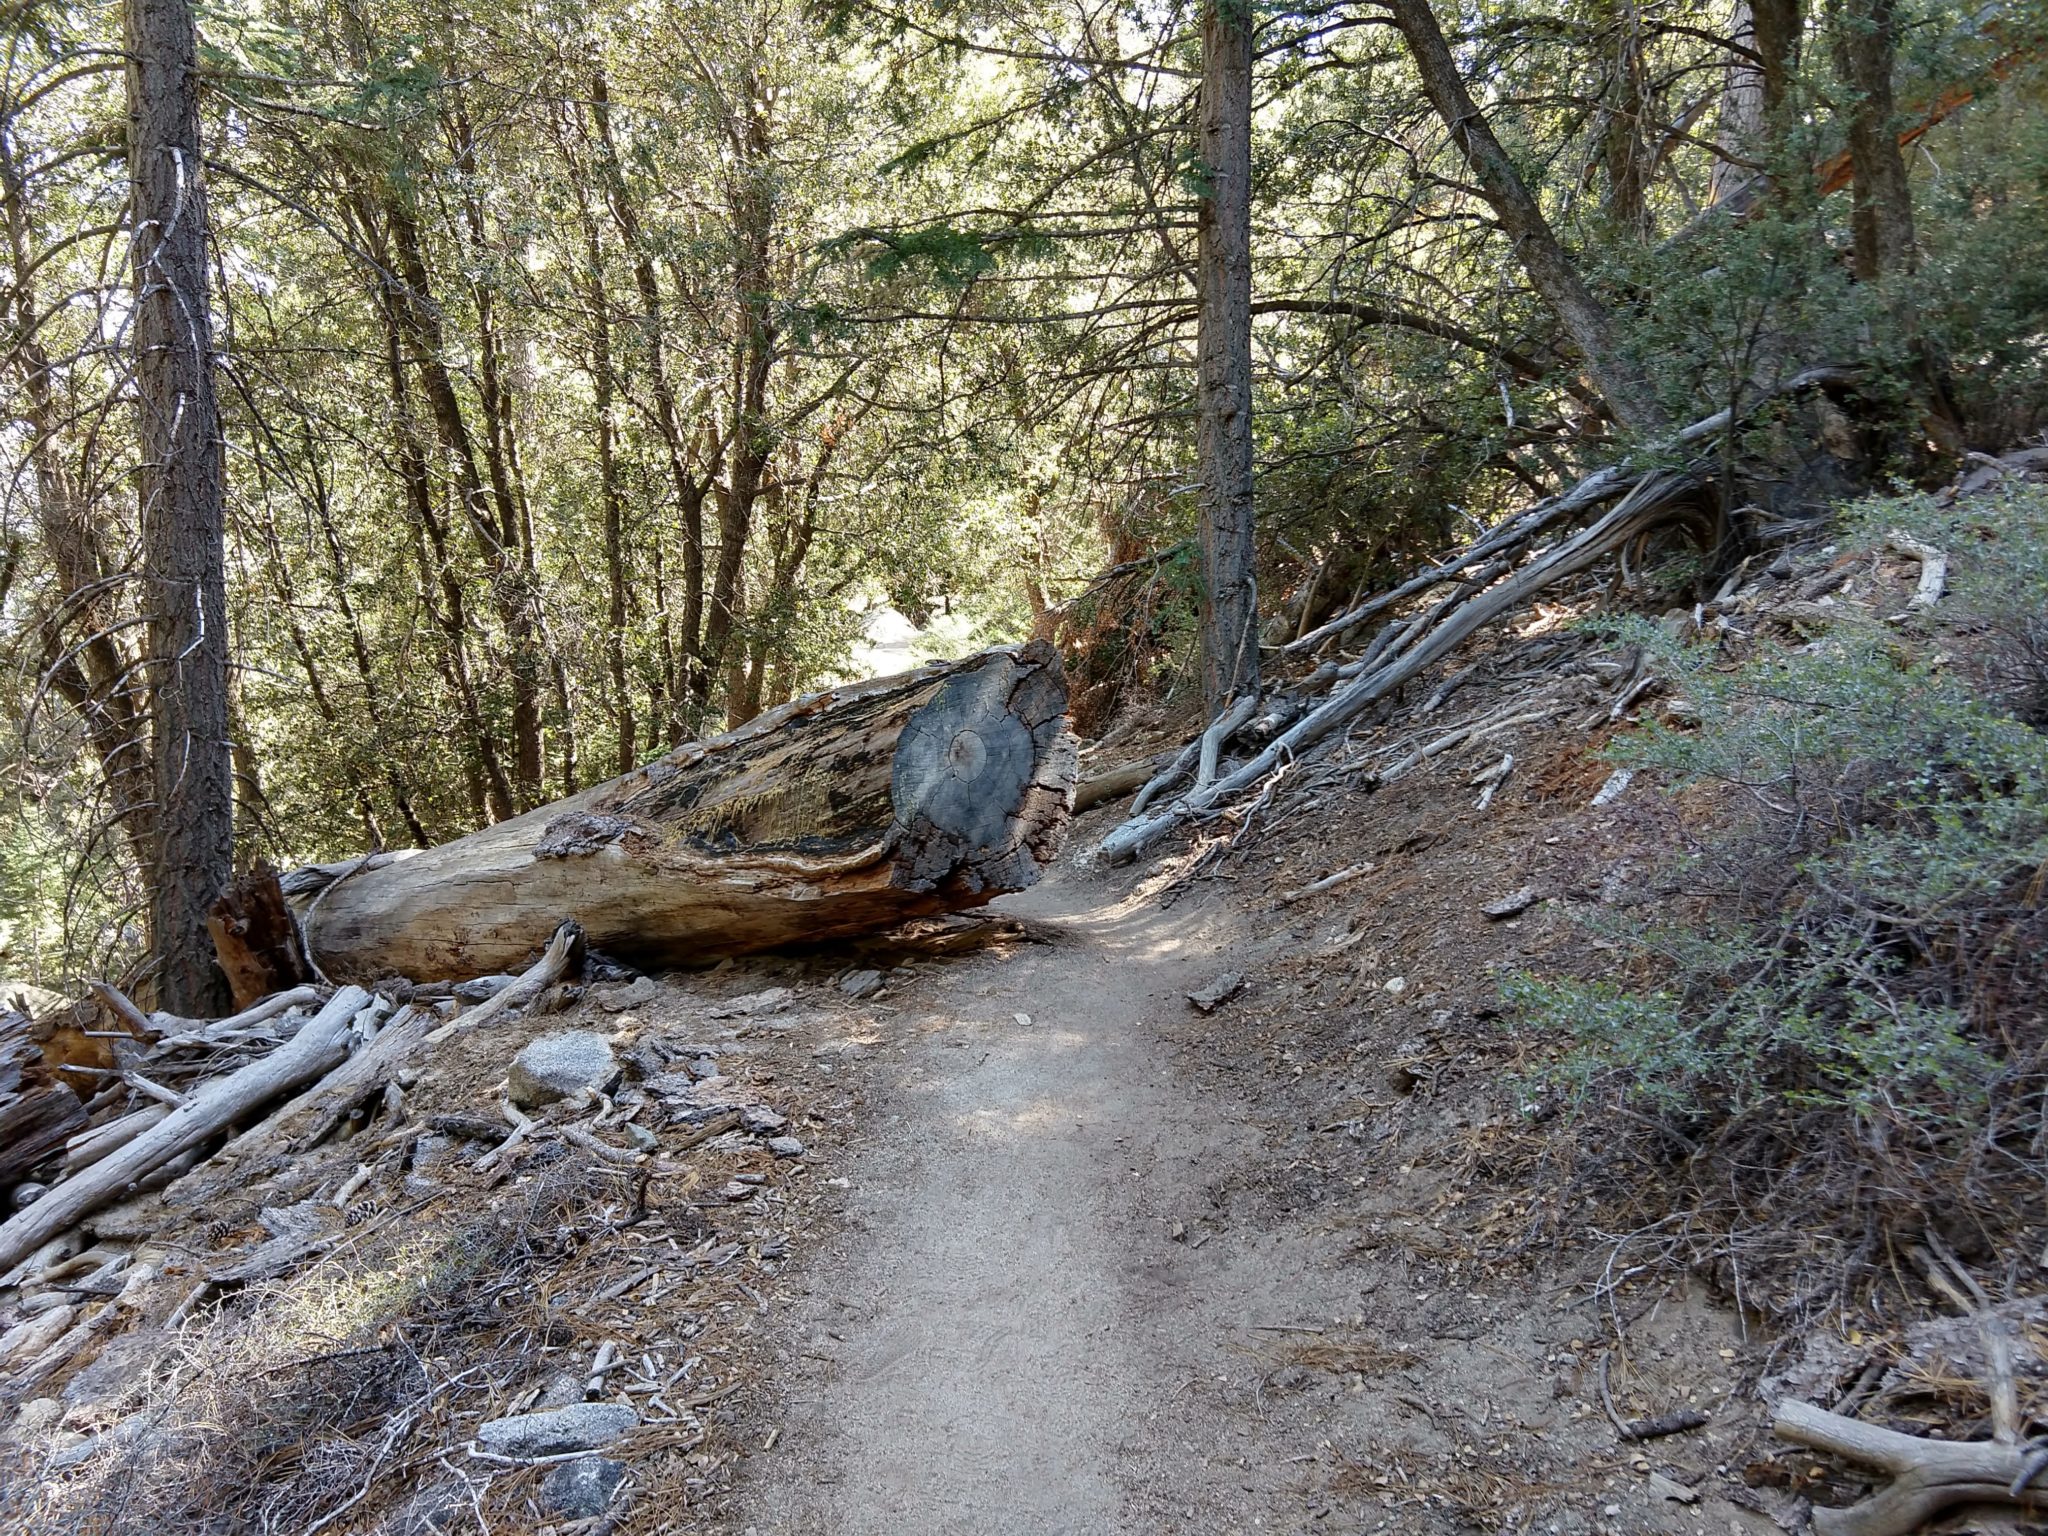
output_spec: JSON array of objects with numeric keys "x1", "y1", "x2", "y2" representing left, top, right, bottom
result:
[
  {"x1": 1389, "y1": 0, "x2": 1667, "y2": 434},
  {"x1": 1826, "y1": 0, "x2": 1915, "y2": 280},
  {"x1": 1711, "y1": 2, "x2": 1767, "y2": 205},
  {"x1": 1195, "y1": 0, "x2": 1261, "y2": 718},
  {"x1": 128, "y1": 0, "x2": 233, "y2": 1015}
]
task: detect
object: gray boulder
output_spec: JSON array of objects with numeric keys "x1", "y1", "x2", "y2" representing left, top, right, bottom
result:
[
  {"x1": 508, "y1": 1031, "x2": 621, "y2": 1109},
  {"x1": 540, "y1": 1456, "x2": 628, "y2": 1519}
]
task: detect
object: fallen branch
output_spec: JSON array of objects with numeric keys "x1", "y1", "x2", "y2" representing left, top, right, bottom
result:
[
  {"x1": 0, "y1": 985, "x2": 373, "y2": 1278},
  {"x1": 1774, "y1": 1398, "x2": 2048, "y2": 1536},
  {"x1": 1885, "y1": 529, "x2": 1948, "y2": 608},
  {"x1": 424, "y1": 923, "x2": 581, "y2": 1044},
  {"x1": 1196, "y1": 693, "x2": 1261, "y2": 792},
  {"x1": 1072, "y1": 753, "x2": 1173, "y2": 814},
  {"x1": 1096, "y1": 369, "x2": 1856, "y2": 865},
  {"x1": 1277, "y1": 863, "x2": 1372, "y2": 906}
]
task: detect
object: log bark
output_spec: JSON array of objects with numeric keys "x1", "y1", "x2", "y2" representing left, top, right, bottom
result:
[
  {"x1": 294, "y1": 644, "x2": 1077, "y2": 981},
  {"x1": 207, "y1": 865, "x2": 315, "y2": 1010}
]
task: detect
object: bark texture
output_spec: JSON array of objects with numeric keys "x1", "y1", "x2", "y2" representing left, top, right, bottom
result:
[
  {"x1": 1826, "y1": 0, "x2": 1916, "y2": 279},
  {"x1": 0, "y1": 1010, "x2": 86, "y2": 1192},
  {"x1": 1195, "y1": 0, "x2": 1261, "y2": 716},
  {"x1": 1388, "y1": 0, "x2": 1666, "y2": 433},
  {"x1": 128, "y1": 0, "x2": 233, "y2": 1015},
  {"x1": 295, "y1": 644, "x2": 1077, "y2": 981}
]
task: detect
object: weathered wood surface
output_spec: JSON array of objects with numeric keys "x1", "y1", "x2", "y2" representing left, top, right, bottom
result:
[
  {"x1": 0, "y1": 985, "x2": 372, "y2": 1278},
  {"x1": 293, "y1": 643, "x2": 1077, "y2": 981},
  {"x1": 207, "y1": 865, "x2": 315, "y2": 1010},
  {"x1": 0, "y1": 1009, "x2": 86, "y2": 1192}
]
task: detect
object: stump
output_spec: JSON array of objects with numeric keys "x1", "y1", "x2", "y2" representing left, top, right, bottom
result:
[{"x1": 293, "y1": 643, "x2": 1077, "y2": 981}]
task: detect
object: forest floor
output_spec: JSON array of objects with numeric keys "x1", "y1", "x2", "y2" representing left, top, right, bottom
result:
[{"x1": 15, "y1": 536, "x2": 1996, "y2": 1535}]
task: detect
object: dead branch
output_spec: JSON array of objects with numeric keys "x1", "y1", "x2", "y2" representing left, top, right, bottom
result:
[
  {"x1": 1774, "y1": 1398, "x2": 2047, "y2": 1536},
  {"x1": 0, "y1": 984, "x2": 372, "y2": 1278}
]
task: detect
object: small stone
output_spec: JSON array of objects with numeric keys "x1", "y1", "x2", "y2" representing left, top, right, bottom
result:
[
  {"x1": 508, "y1": 1031, "x2": 621, "y2": 1109},
  {"x1": 453, "y1": 974, "x2": 521, "y2": 1003},
  {"x1": 1482, "y1": 886, "x2": 1540, "y2": 920},
  {"x1": 741, "y1": 1106, "x2": 788, "y2": 1135},
  {"x1": 540, "y1": 1456, "x2": 628, "y2": 1519},
  {"x1": 1186, "y1": 972, "x2": 1244, "y2": 1013},
  {"x1": 1383, "y1": 975, "x2": 1407, "y2": 996},
  {"x1": 12, "y1": 1397, "x2": 60, "y2": 1434},
  {"x1": 475, "y1": 1401, "x2": 637, "y2": 1458},
  {"x1": 1590, "y1": 767, "x2": 1635, "y2": 808},
  {"x1": 598, "y1": 976, "x2": 658, "y2": 1012},
  {"x1": 534, "y1": 1370, "x2": 586, "y2": 1409},
  {"x1": 707, "y1": 986, "x2": 793, "y2": 1019},
  {"x1": 839, "y1": 969, "x2": 885, "y2": 1000},
  {"x1": 767, "y1": 1136, "x2": 806, "y2": 1159}
]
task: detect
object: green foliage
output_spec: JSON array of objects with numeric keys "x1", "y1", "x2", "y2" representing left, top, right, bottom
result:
[{"x1": 1512, "y1": 487, "x2": 2048, "y2": 1145}]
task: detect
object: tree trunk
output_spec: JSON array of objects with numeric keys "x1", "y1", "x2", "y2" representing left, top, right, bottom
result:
[
  {"x1": 128, "y1": 0, "x2": 233, "y2": 1016},
  {"x1": 293, "y1": 645, "x2": 1078, "y2": 981},
  {"x1": 1388, "y1": 0, "x2": 1667, "y2": 434},
  {"x1": 1601, "y1": 1, "x2": 1655, "y2": 237},
  {"x1": 1753, "y1": 0, "x2": 1804, "y2": 122},
  {"x1": 1826, "y1": 0, "x2": 1915, "y2": 280},
  {"x1": 1196, "y1": 0, "x2": 1260, "y2": 718},
  {"x1": 1711, "y1": 2, "x2": 1767, "y2": 205}
]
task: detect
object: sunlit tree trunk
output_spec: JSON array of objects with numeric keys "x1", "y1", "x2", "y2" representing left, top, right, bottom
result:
[
  {"x1": 1195, "y1": 0, "x2": 1260, "y2": 718},
  {"x1": 127, "y1": 0, "x2": 232, "y2": 1013},
  {"x1": 1388, "y1": 0, "x2": 1667, "y2": 434}
]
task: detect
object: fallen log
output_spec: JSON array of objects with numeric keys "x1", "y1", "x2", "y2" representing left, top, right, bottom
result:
[{"x1": 292, "y1": 643, "x2": 1076, "y2": 982}]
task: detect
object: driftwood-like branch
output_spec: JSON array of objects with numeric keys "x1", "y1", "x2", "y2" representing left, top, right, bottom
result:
[
  {"x1": 0, "y1": 985, "x2": 371, "y2": 1278},
  {"x1": 1095, "y1": 368, "x2": 1856, "y2": 865},
  {"x1": 1885, "y1": 529, "x2": 1948, "y2": 608},
  {"x1": 423, "y1": 924, "x2": 580, "y2": 1044},
  {"x1": 1774, "y1": 1398, "x2": 2048, "y2": 1536}
]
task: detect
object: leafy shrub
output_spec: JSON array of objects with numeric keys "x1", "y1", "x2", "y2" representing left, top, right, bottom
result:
[{"x1": 1509, "y1": 484, "x2": 2048, "y2": 1283}]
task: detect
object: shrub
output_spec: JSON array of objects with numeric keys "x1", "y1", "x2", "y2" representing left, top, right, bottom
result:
[{"x1": 1508, "y1": 483, "x2": 2048, "y2": 1299}]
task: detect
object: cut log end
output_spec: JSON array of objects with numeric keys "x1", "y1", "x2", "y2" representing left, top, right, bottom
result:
[{"x1": 297, "y1": 643, "x2": 1076, "y2": 981}]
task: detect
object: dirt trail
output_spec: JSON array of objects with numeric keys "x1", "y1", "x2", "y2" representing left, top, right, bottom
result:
[
  {"x1": 732, "y1": 872, "x2": 1339, "y2": 1535},
  {"x1": 725, "y1": 826, "x2": 1778, "y2": 1536}
]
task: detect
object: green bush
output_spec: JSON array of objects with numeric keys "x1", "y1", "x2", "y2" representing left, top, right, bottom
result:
[{"x1": 1512, "y1": 484, "x2": 2048, "y2": 1149}]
